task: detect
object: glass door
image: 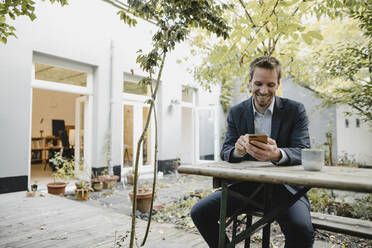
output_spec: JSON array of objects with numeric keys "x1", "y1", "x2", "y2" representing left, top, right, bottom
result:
[
  {"x1": 75, "y1": 96, "x2": 88, "y2": 173},
  {"x1": 195, "y1": 107, "x2": 218, "y2": 163},
  {"x1": 123, "y1": 103, "x2": 134, "y2": 169},
  {"x1": 122, "y1": 101, "x2": 153, "y2": 173}
]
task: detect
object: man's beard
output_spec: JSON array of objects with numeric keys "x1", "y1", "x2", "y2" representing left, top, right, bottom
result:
[{"x1": 256, "y1": 94, "x2": 273, "y2": 107}]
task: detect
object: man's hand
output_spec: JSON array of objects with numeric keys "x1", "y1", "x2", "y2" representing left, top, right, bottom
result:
[
  {"x1": 235, "y1": 135, "x2": 249, "y2": 156},
  {"x1": 246, "y1": 137, "x2": 282, "y2": 162}
]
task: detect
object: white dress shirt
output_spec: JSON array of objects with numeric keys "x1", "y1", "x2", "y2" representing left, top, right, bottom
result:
[{"x1": 233, "y1": 97, "x2": 288, "y2": 165}]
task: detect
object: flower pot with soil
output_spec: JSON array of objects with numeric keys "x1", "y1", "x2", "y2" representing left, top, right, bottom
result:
[
  {"x1": 47, "y1": 152, "x2": 76, "y2": 195},
  {"x1": 125, "y1": 169, "x2": 137, "y2": 185},
  {"x1": 128, "y1": 188, "x2": 153, "y2": 213},
  {"x1": 75, "y1": 180, "x2": 91, "y2": 201},
  {"x1": 91, "y1": 178, "x2": 103, "y2": 191},
  {"x1": 98, "y1": 175, "x2": 119, "y2": 189},
  {"x1": 31, "y1": 181, "x2": 38, "y2": 192}
]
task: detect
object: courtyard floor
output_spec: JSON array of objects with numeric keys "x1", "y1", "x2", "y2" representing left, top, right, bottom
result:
[{"x1": 1, "y1": 173, "x2": 370, "y2": 247}]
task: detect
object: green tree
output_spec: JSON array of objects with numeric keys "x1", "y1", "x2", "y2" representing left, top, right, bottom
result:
[
  {"x1": 117, "y1": 1, "x2": 230, "y2": 247},
  {"x1": 288, "y1": 0, "x2": 371, "y2": 122},
  {"x1": 319, "y1": 1, "x2": 371, "y2": 122},
  {"x1": 0, "y1": 0, "x2": 68, "y2": 44},
  {"x1": 191, "y1": 0, "x2": 357, "y2": 113}
]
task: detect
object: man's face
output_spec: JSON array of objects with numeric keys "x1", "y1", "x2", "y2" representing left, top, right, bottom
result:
[{"x1": 250, "y1": 67, "x2": 280, "y2": 112}]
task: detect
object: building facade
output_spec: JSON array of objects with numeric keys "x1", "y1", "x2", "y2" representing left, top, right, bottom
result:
[{"x1": 0, "y1": 0, "x2": 221, "y2": 193}]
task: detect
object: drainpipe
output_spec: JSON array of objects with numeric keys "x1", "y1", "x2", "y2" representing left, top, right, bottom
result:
[{"x1": 108, "y1": 40, "x2": 114, "y2": 176}]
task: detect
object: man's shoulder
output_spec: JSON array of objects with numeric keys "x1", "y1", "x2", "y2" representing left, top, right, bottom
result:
[
  {"x1": 278, "y1": 96, "x2": 304, "y2": 109},
  {"x1": 229, "y1": 99, "x2": 250, "y2": 113},
  {"x1": 277, "y1": 97, "x2": 306, "y2": 116}
]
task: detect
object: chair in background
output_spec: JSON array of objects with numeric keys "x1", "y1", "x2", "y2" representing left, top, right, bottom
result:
[{"x1": 58, "y1": 130, "x2": 74, "y2": 160}]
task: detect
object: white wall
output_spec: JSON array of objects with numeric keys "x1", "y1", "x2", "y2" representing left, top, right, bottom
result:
[
  {"x1": 336, "y1": 105, "x2": 372, "y2": 165},
  {"x1": 0, "y1": 0, "x2": 155, "y2": 178},
  {"x1": 282, "y1": 79, "x2": 338, "y2": 162},
  {"x1": 0, "y1": 0, "x2": 219, "y2": 181},
  {"x1": 0, "y1": 34, "x2": 32, "y2": 178}
]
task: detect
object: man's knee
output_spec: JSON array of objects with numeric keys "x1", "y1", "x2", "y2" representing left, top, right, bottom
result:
[
  {"x1": 190, "y1": 202, "x2": 201, "y2": 222},
  {"x1": 191, "y1": 192, "x2": 221, "y2": 220},
  {"x1": 282, "y1": 219, "x2": 314, "y2": 248}
]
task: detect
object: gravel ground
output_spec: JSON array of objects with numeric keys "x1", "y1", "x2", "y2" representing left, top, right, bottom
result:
[{"x1": 65, "y1": 172, "x2": 372, "y2": 248}]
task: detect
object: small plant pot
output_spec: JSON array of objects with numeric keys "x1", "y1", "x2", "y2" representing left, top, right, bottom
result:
[
  {"x1": 47, "y1": 182, "x2": 66, "y2": 195},
  {"x1": 91, "y1": 178, "x2": 103, "y2": 191},
  {"x1": 31, "y1": 184, "x2": 38, "y2": 192},
  {"x1": 26, "y1": 191, "x2": 36, "y2": 197},
  {"x1": 75, "y1": 188, "x2": 90, "y2": 200},
  {"x1": 128, "y1": 188, "x2": 153, "y2": 213},
  {"x1": 126, "y1": 174, "x2": 134, "y2": 185},
  {"x1": 75, "y1": 180, "x2": 90, "y2": 189},
  {"x1": 99, "y1": 175, "x2": 119, "y2": 189}
]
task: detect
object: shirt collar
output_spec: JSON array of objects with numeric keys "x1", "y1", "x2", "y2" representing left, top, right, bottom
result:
[{"x1": 252, "y1": 96, "x2": 275, "y2": 116}]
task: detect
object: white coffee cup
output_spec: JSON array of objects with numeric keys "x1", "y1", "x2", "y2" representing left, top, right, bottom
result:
[{"x1": 301, "y1": 149, "x2": 324, "y2": 171}]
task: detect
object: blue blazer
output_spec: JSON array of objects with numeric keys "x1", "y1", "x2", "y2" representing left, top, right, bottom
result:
[{"x1": 220, "y1": 96, "x2": 311, "y2": 201}]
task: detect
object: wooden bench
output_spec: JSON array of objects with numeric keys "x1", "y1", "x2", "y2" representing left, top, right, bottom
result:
[
  {"x1": 231, "y1": 211, "x2": 372, "y2": 242},
  {"x1": 311, "y1": 212, "x2": 372, "y2": 239}
]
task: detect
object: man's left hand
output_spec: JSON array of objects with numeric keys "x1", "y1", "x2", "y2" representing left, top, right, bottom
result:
[{"x1": 245, "y1": 138, "x2": 282, "y2": 162}]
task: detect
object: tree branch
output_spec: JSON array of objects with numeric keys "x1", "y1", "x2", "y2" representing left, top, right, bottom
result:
[{"x1": 237, "y1": 0, "x2": 257, "y2": 27}]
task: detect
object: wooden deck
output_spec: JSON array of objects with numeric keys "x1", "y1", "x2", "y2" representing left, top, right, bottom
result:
[{"x1": 0, "y1": 192, "x2": 206, "y2": 248}]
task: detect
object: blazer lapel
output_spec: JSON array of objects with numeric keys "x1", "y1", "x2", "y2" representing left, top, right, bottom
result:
[
  {"x1": 271, "y1": 96, "x2": 283, "y2": 140},
  {"x1": 243, "y1": 96, "x2": 255, "y2": 134}
]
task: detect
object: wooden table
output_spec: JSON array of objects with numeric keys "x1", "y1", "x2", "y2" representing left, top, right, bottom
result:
[{"x1": 178, "y1": 161, "x2": 372, "y2": 248}]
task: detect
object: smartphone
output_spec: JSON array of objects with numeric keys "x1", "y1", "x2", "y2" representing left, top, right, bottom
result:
[{"x1": 247, "y1": 134, "x2": 268, "y2": 144}]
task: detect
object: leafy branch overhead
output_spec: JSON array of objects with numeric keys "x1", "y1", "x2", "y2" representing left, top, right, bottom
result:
[
  {"x1": 116, "y1": 1, "x2": 230, "y2": 247},
  {"x1": 0, "y1": 0, "x2": 68, "y2": 44},
  {"x1": 191, "y1": 0, "x2": 369, "y2": 115}
]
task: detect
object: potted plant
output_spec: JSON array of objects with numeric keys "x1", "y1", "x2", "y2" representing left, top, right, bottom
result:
[
  {"x1": 31, "y1": 180, "x2": 38, "y2": 192},
  {"x1": 98, "y1": 174, "x2": 119, "y2": 189},
  {"x1": 98, "y1": 167, "x2": 119, "y2": 189},
  {"x1": 125, "y1": 169, "x2": 136, "y2": 185},
  {"x1": 47, "y1": 152, "x2": 76, "y2": 195},
  {"x1": 128, "y1": 187, "x2": 153, "y2": 213},
  {"x1": 91, "y1": 172, "x2": 103, "y2": 191},
  {"x1": 75, "y1": 180, "x2": 92, "y2": 200}
]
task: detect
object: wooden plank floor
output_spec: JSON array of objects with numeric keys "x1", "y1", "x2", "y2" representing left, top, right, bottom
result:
[{"x1": 0, "y1": 192, "x2": 207, "y2": 248}]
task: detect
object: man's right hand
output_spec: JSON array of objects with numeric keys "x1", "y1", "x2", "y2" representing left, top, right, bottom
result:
[{"x1": 235, "y1": 135, "x2": 249, "y2": 156}]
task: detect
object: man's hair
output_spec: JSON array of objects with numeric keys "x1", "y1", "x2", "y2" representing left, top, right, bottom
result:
[{"x1": 249, "y1": 56, "x2": 281, "y2": 81}]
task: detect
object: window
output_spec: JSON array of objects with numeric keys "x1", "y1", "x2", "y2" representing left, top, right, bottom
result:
[
  {"x1": 35, "y1": 63, "x2": 87, "y2": 87},
  {"x1": 123, "y1": 80, "x2": 150, "y2": 96},
  {"x1": 356, "y1": 118, "x2": 360, "y2": 128},
  {"x1": 345, "y1": 119, "x2": 349, "y2": 128},
  {"x1": 182, "y1": 86, "x2": 194, "y2": 103}
]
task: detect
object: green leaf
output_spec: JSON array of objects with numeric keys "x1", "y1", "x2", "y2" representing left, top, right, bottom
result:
[
  {"x1": 29, "y1": 13, "x2": 37, "y2": 21},
  {"x1": 301, "y1": 33, "x2": 312, "y2": 45},
  {"x1": 308, "y1": 30, "x2": 323, "y2": 40},
  {"x1": 0, "y1": 16, "x2": 5, "y2": 24}
]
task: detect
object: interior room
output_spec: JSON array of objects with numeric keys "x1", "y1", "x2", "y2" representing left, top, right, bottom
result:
[{"x1": 30, "y1": 88, "x2": 81, "y2": 187}]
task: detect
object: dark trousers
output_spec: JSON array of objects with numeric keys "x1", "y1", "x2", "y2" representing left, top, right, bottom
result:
[{"x1": 190, "y1": 182, "x2": 314, "y2": 248}]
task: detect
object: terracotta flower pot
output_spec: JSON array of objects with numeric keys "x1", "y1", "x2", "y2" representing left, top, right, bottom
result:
[
  {"x1": 75, "y1": 189, "x2": 90, "y2": 200},
  {"x1": 128, "y1": 188, "x2": 153, "y2": 213},
  {"x1": 126, "y1": 174, "x2": 134, "y2": 185},
  {"x1": 91, "y1": 178, "x2": 103, "y2": 191},
  {"x1": 98, "y1": 175, "x2": 119, "y2": 189},
  {"x1": 47, "y1": 182, "x2": 66, "y2": 195}
]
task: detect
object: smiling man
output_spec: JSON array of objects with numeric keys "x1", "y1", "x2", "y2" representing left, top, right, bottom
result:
[{"x1": 191, "y1": 56, "x2": 314, "y2": 248}]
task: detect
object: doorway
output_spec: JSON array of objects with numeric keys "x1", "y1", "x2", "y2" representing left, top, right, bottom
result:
[
  {"x1": 30, "y1": 55, "x2": 93, "y2": 188},
  {"x1": 181, "y1": 106, "x2": 194, "y2": 164},
  {"x1": 30, "y1": 89, "x2": 88, "y2": 187},
  {"x1": 122, "y1": 101, "x2": 154, "y2": 174},
  {"x1": 196, "y1": 107, "x2": 219, "y2": 163}
]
